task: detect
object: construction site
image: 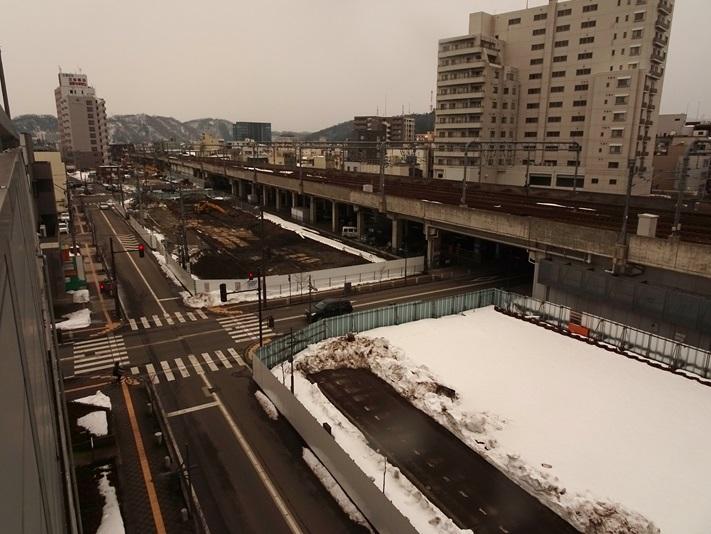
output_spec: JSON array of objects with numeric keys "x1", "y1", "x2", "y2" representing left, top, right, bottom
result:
[{"x1": 142, "y1": 192, "x2": 371, "y2": 280}]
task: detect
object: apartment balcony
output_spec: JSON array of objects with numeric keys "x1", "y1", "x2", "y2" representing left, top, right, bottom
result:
[
  {"x1": 436, "y1": 91, "x2": 485, "y2": 102},
  {"x1": 638, "y1": 135, "x2": 651, "y2": 141},
  {"x1": 438, "y1": 45, "x2": 484, "y2": 58},
  {"x1": 438, "y1": 62, "x2": 486, "y2": 73},
  {"x1": 655, "y1": 18, "x2": 671, "y2": 31},
  {"x1": 649, "y1": 65, "x2": 664, "y2": 78},
  {"x1": 437, "y1": 76, "x2": 486, "y2": 87},
  {"x1": 653, "y1": 34, "x2": 669, "y2": 47},
  {"x1": 657, "y1": 0, "x2": 672, "y2": 15},
  {"x1": 651, "y1": 49, "x2": 667, "y2": 63},
  {"x1": 436, "y1": 106, "x2": 484, "y2": 115},
  {"x1": 437, "y1": 121, "x2": 482, "y2": 129}
]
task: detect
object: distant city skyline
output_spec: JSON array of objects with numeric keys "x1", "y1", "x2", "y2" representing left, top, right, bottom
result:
[{"x1": 3, "y1": 0, "x2": 710, "y2": 132}]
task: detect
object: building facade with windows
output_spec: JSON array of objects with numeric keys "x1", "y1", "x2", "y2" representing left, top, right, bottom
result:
[
  {"x1": 434, "y1": 0, "x2": 674, "y2": 194},
  {"x1": 54, "y1": 72, "x2": 109, "y2": 169},
  {"x1": 233, "y1": 121, "x2": 272, "y2": 143}
]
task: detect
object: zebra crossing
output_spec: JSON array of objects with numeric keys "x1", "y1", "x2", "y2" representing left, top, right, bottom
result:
[
  {"x1": 217, "y1": 314, "x2": 277, "y2": 344},
  {"x1": 129, "y1": 347, "x2": 247, "y2": 384},
  {"x1": 71, "y1": 334, "x2": 127, "y2": 375},
  {"x1": 115, "y1": 233, "x2": 140, "y2": 249},
  {"x1": 127, "y1": 309, "x2": 209, "y2": 331}
]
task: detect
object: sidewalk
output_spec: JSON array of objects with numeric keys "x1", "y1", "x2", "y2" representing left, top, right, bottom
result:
[{"x1": 67, "y1": 382, "x2": 193, "y2": 534}]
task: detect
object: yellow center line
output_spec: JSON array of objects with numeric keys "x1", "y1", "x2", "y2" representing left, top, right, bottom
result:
[{"x1": 121, "y1": 381, "x2": 167, "y2": 534}]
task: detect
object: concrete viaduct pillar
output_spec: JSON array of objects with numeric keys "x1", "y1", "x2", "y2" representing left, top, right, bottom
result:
[
  {"x1": 231, "y1": 180, "x2": 238, "y2": 198},
  {"x1": 237, "y1": 179, "x2": 245, "y2": 200},
  {"x1": 425, "y1": 225, "x2": 441, "y2": 271},
  {"x1": 356, "y1": 208, "x2": 365, "y2": 239},
  {"x1": 309, "y1": 196, "x2": 317, "y2": 224},
  {"x1": 390, "y1": 216, "x2": 402, "y2": 252},
  {"x1": 275, "y1": 188, "x2": 282, "y2": 210},
  {"x1": 291, "y1": 191, "x2": 298, "y2": 209},
  {"x1": 529, "y1": 250, "x2": 549, "y2": 301},
  {"x1": 331, "y1": 201, "x2": 339, "y2": 233}
]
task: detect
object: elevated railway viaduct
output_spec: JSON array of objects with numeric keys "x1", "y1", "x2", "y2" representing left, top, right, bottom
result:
[{"x1": 134, "y1": 153, "x2": 711, "y2": 350}]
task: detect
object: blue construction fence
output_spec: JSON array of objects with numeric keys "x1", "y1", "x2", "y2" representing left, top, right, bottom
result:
[{"x1": 257, "y1": 288, "x2": 711, "y2": 379}]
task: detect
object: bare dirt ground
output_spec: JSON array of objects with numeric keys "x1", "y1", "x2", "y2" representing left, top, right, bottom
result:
[{"x1": 144, "y1": 198, "x2": 366, "y2": 279}]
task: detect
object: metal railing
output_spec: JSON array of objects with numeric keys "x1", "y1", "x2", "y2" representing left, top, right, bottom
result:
[{"x1": 258, "y1": 288, "x2": 711, "y2": 380}]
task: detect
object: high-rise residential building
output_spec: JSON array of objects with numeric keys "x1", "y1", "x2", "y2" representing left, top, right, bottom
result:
[
  {"x1": 233, "y1": 121, "x2": 272, "y2": 143},
  {"x1": 353, "y1": 115, "x2": 416, "y2": 143},
  {"x1": 434, "y1": 0, "x2": 674, "y2": 194},
  {"x1": 54, "y1": 72, "x2": 109, "y2": 169}
]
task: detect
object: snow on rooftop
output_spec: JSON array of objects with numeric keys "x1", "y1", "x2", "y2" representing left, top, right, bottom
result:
[
  {"x1": 73, "y1": 390, "x2": 112, "y2": 410},
  {"x1": 77, "y1": 411, "x2": 108, "y2": 437},
  {"x1": 55, "y1": 308, "x2": 91, "y2": 330},
  {"x1": 96, "y1": 465, "x2": 125, "y2": 534},
  {"x1": 287, "y1": 307, "x2": 711, "y2": 533}
]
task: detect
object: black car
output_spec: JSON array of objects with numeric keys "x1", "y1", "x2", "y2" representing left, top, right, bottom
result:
[{"x1": 306, "y1": 299, "x2": 353, "y2": 323}]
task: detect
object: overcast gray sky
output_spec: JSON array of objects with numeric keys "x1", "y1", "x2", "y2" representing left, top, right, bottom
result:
[{"x1": 3, "y1": 0, "x2": 708, "y2": 132}]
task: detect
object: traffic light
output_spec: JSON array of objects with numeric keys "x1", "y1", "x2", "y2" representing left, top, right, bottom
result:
[
  {"x1": 138, "y1": 243, "x2": 145, "y2": 257},
  {"x1": 99, "y1": 282, "x2": 105, "y2": 292},
  {"x1": 219, "y1": 283, "x2": 228, "y2": 303},
  {"x1": 248, "y1": 272, "x2": 254, "y2": 281}
]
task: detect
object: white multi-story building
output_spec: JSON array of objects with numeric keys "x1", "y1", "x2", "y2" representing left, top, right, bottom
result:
[
  {"x1": 54, "y1": 72, "x2": 109, "y2": 168},
  {"x1": 434, "y1": 0, "x2": 674, "y2": 194}
]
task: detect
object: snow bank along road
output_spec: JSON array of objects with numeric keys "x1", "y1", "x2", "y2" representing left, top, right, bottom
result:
[{"x1": 313, "y1": 368, "x2": 577, "y2": 533}]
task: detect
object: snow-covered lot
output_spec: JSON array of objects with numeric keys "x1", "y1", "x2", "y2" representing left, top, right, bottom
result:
[{"x1": 282, "y1": 306, "x2": 711, "y2": 533}]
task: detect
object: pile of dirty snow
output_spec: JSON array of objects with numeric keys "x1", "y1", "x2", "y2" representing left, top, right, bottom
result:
[
  {"x1": 77, "y1": 411, "x2": 108, "y2": 437},
  {"x1": 96, "y1": 465, "x2": 125, "y2": 534},
  {"x1": 255, "y1": 390, "x2": 279, "y2": 420},
  {"x1": 56, "y1": 308, "x2": 91, "y2": 330}
]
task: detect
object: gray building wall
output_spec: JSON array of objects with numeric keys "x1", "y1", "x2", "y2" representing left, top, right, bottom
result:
[
  {"x1": 233, "y1": 121, "x2": 272, "y2": 143},
  {"x1": 0, "y1": 149, "x2": 78, "y2": 534}
]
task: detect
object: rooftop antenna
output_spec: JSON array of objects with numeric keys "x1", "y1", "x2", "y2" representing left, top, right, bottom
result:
[
  {"x1": 401, "y1": 104, "x2": 405, "y2": 116},
  {"x1": 430, "y1": 90, "x2": 434, "y2": 112},
  {"x1": 384, "y1": 94, "x2": 387, "y2": 117}
]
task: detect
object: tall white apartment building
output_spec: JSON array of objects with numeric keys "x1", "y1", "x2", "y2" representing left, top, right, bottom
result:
[
  {"x1": 54, "y1": 72, "x2": 109, "y2": 168},
  {"x1": 434, "y1": 0, "x2": 674, "y2": 194}
]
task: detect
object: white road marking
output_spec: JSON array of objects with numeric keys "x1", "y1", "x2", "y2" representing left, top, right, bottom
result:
[
  {"x1": 196, "y1": 309, "x2": 208, "y2": 319},
  {"x1": 166, "y1": 401, "x2": 219, "y2": 418},
  {"x1": 227, "y1": 348, "x2": 246, "y2": 367},
  {"x1": 129, "y1": 318, "x2": 138, "y2": 330},
  {"x1": 214, "y1": 350, "x2": 232, "y2": 369},
  {"x1": 197, "y1": 372, "x2": 303, "y2": 534},
  {"x1": 98, "y1": 209, "x2": 166, "y2": 314},
  {"x1": 152, "y1": 314, "x2": 163, "y2": 327},
  {"x1": 131, "y1": 366, "x2": 139, "y2": 375},
  {"x1": 175, "y1": 312, "x2": 186, "y2": 323},
  {"x1": 160, "y1": 360, "x2": 176, "y2": 381},
  {"x1": 187, "y1": 312, "x2": 197, "y2": 321},
  {"x1": 146, "y1": 363, "x2": 159, "y2": 384},
  {"x1": 188, "y1": 354, "x2": 205, "y2": 375},
  {"x1": 201, "y1": 352, "x2": 219, "y2": 372},
  {"x1": 140, "y1": 316, "x2": 151, "y2": 329},
  {"x1": 174, "y1": 357, "x2": 190, "y2": 378},
  {"x1": 164, "y1": 313, "x2": 174, "y2": 325}
]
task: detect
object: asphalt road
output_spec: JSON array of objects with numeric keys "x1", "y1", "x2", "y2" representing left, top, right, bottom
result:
[
  {"x1": 62, "y1": 194, "x2": 536, "y2": 533},
  {"x1": 313, "y1": 368, "x2": 578, "y2": 534}
]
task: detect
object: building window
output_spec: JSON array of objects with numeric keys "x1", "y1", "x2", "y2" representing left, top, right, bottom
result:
[
  {"x1": 526, "y1": 117, "x2": 539, "y2": 123},
  {"x1": 581, "y1": 20, "x2": 597, "y2": 29},
  {"x1": 611, "y1": 129, "x2": 624, "y2": 138},
  {"x1": 528, "y1": 87, "x2": 541, "y2": 94},
  {"x1": 580, "y1": 36, "x2": 595, "y2": 44},
  {"x1": 532, "y1": 28, "x2": 546, "y2": 36},
  {"x1": 613, "y1": 112, "x2": 627, "y2": 122},
  {"x1": 578, "y1": 52, "x2": 593, "y2": 60},
  {"x1": 617, "y1": 78, "x2": 631, "y2": 88},
  {"x1": 558, "y1": 8, "x2": 572, "y2": 16},
  {"x1": 553, "y1": 55, "x2": 567, "y2": 62},
  {"x1": 544, "y1": 159, "x2": 558, "y2": 166},
  {"x1": 550, "y1": 86, "x2": 565, "y2": 93},
  {"x1": 573, "y1": 100, "x2": 587, "y2": 107},
  {"x1": 531, "y1": 43, "x2": 545, "y2": 51},
  {"x1": 527, "y1": 102, "x2": 540, "y2": 109},
  {"x1": 556, "y1": 175, "x2": 585, "y2": 188},
  {"x1": 615, "y1": 95, "x2": 628, "y2": 105},
  {"x1": 549, "y1": 101, "x2": 563, "y2": 108},
  {"x1": 556, "y1": 24, "x2": 570, "y2": 32},
  {"x1": 571, "y1": 115, "x2": 586, "y2": 122},
  {"x1": 609, "y1": 178, "x2": 618, "y2": 185},
  {"x1": 530, "y1": 174, "x2": 552, "y2": 186},
  {"x1": 555, "y1": 40, "x2": 569, "y2": 47},
  {"x1": 508, "y1": 17, "x2": 521, "y2": 25},
  {"x1": 552, "y1": 70, "x2": 566, "y2": 78},
  {"x1": 608, "y1": 162, "x2": 620, "y2": 169},
  {"x1": 534, "y1": 13, "x2": 547, "y2": 21},
  {"x1": 609, "y1": 145, "x2": 623, "y2": 155},
  {"x1": 529, "y1": 72, "x2": 543, "y2": 80},
  {"x1": 548, "y1": 116, "x2": 562, "y2": 123},
  {"x1": 570, "y1": 131, "x2": 584, "y2": 137},
  {"x1": 582, "y1": 4, "x2": 598, "y2": 12},
  {"x1": 632, "y1": 29, "x2": 643, "y2": 39},
  {"x1": 634, "y1": 12, "x2": 645, "y2": 22},
  {"x1": 576, "y1": 68, "x2": 591, "y2": 75},
  {"x1": 530, "y1": 58, "x2": 544, "y2": 65},
  {"x1": 574, "y1": 83, "x2": 589, "y2": 91},
  {"x1": 525, "y1": 132, "x2": 537, "y2": 138},
  {"x1": 591, "y1": 178, "x2": 599, "y2": 184},
  {"x1": 547, "y1": 131, "x2": 561, "y2": 137}
]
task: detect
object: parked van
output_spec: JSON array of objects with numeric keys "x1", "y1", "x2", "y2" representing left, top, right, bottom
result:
[{"x1": 341, "y1": 226, "x2": 359, "y2": 239}]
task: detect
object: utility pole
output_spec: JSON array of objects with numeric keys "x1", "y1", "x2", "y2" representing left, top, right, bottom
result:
[
  {"x1": 672, "y1": 141, "x2": 693, "y2": 237},
  {"x1": 379, "y1": 141, "x2": 386, "y2": 211},
  {"x1": 136, "y1": 172, "x2": 144, "y2": 224},
  {"x1": 572, "y1": 143, "x2": 581, "y2": 195},
  {"x1": 614, "y1": 158, "x2": 636, "y2": 274},
  {"x1": 178, "y1": 182, "x2": 188, "y2": 269},
  {"x1": 109, "y1": 237, "x2": 121, "y2": 319}
]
